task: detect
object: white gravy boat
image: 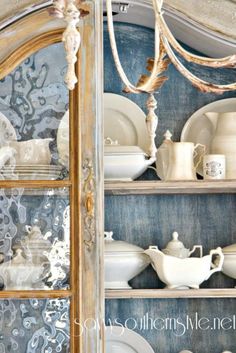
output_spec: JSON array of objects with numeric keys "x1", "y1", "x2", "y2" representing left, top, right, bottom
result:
[{"x1": 144, "y1": 246, "x2": 224, "y2": 289}]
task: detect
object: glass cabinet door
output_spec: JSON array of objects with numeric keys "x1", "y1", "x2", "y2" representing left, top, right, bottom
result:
[{"x1": 0, "y1": 42, "x2": 69, "y2": 181}]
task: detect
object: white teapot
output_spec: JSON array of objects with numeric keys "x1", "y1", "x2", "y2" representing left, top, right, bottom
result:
[
  {"x1": 20, "y1": 225, "x2": 52, "y2": 265},
  {"x1": 162, "y1": 232, "x2": 203, "y2": 259},
  {"x1": 0, "y1": 146, "x2": 16, "y2": 169},
  {"x1": 0, "y1": 249, "x2": 49, "y2": 290}
]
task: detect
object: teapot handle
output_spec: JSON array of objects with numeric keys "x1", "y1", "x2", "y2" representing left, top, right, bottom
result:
[
  {"x1": 189, "y1": 245, "x2": 203, "y2": 258},
  {"x1": 25, "y1": 225, "x2": 32, "y2": 234},
  {"x1": 209, "y1": 247, "x2": 224, "y2": 275},
  {"x1": 194, "y1": 144, "x2": 205, "y2": 171}
]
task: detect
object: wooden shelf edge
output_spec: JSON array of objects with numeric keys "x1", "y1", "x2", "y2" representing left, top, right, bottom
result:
[
  {"x1": 105, "y1": 288, "x2": 236, "y2": 299},
  {"x1": 0, "y1": 289, "x2": 72, "y2": 299},
  {"x1": 0, "y1": 180, "x2": 72, "y2": 189},
  {"x1": 105, "y1": 180, "x2": 236, "y2": 195}
]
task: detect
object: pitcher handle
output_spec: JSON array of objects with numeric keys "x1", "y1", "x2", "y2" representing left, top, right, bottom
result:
[
  {"x1": 194, "y1": 143, "x2": 205, "y2": 171},
  {"x1": 209, "y1": 247, "x2": 224, "y2": 275}
]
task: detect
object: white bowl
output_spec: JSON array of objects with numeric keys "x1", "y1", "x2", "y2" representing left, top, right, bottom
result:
[
  {"x1": 104, "y1": 232, "x2": 150, "y2": 289},
  {"x1": 221, "y1": 243, "x2": 236, "y2": 280},
  {"x1": 104, "y1": 144, "x2": 153, "y2": 181}
]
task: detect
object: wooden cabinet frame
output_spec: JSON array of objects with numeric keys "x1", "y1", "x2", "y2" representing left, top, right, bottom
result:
[{"x1": 0, "y1": 1, "x2": 103, "y2": 353}]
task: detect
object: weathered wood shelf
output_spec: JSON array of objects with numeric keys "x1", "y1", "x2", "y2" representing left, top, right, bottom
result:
[
  {"x1": 0, "y1": 289, "x2": 72, "y2": 299},
  {"x1": 0, "y1": 180, "x2": 71, "y2": 189},
  {"x1": 105, "y1": 288, "x2": 236, "y2": 299},
  {"x1": 105, "y1": 180, "x2": 236, "y2": 195}
]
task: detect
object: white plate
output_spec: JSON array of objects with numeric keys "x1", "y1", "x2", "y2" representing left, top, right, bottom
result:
[
  {"x1": 104, "y1": 93, "x2": 149, "y2": 153},
  {"x1": 180, "y1": 98, "x2": 236, "y2": 175},
  {"x1": 57, "y1": 110, "x2": 69, "y2": 170},
  {"x1": 1, "y1": 173, "x2": 61, "y2": 180},
  {"x1": 0, "y1": 112, "x2": 17, "y2": 147},
  {"x1": 106, "y1": 326, "x2": 154, "y2": 353},
  {"x1": 57, "y1": 94, "x2": 150, "y2": 169}
]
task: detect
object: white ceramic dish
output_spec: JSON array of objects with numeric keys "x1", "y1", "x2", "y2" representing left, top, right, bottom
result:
[
  {"x1": 104, "y1": 144, "x2": 153, "y2": 181},
  {"x1": 57, "y1": 110, "x2": 69, "y2": 170},
  {"x1": 57, "y1": 94, "x2": 149, "y2": 171},
  {"x1": 180, "y1": 98, "x2": 236, "y2": 175},
  {"x1": 0, "y1": 112, "x2": 17, "y2": 147},
  {"x1": 8, "y1": 139, "x2": 53, "y2": 165},
  {"x1": 106, "y1": 326, "x2": 155, "y2": 353},
  {"x1": 220, "y1": 243, "x2": 236, "y2": 280},
  {"x1": 3, "y1": 166, "x2": 62, "y2": 171},
  {"x1": 104, "y1": 93, "x2": 149, "y2": 153},
  {"x1": 145, "y1": 246, "x2": 224, "y2": 289},
  {"x1": 104, "y1": 232, "x2": 150, "y2": 289}
]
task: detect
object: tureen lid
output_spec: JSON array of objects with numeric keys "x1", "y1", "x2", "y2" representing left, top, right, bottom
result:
[
  {"x1": 222, "y1": 243, "x2": 236, "y2": 253},
  {"x1": 104, "y1": 137, "x2": 146, "y2": 156},
  {"x1": 104, "y1": 232, "x2": 144, "y2": 253},
  {"x1": 162, "y1": 232, "x2": 188, "y2": 251}
]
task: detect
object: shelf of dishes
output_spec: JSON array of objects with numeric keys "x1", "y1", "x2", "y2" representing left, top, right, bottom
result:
[
  {"x1": 0, "y1": 110, "x2": 69, "y2": 180},
  {"x1": 105, "y1": 232, "x2": 236, "y2": 292},
  {"x1": 105, "y1": 288, "x2": 236, "y2": 299},
  {"x1": 104, "y1": 95, "x2": 236, "y2": 183},
  {"x1": 105, "y1": 180, "x2": 236, "y2": 195}
]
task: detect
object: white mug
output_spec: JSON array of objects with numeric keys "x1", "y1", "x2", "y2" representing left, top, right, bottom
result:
[{"x1": 203, "y1": 154, "x2": 225, "y2": 180}]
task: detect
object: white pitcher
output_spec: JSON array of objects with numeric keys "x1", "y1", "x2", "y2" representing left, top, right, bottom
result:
[
  {"x1": 205, "y1": 112, "x2": 236, "y2": 179},
  {"x1": 166, "y1": 142, "x2": 205, "y2": 181}
]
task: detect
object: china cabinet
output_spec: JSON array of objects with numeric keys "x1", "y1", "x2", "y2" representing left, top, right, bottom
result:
[
  {"x1": 0, "y1": 2, "x2": 103, "y2": 353},
  {"x1": 104, "y1": 18, "x2": 236, "y2": 353}
]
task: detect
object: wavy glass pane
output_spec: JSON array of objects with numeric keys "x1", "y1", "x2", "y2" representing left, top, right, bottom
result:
[
  {"x1": 0, "y1": 298, "x2": 70, "y2": 352},
  {"x1": 0, "y1": 43, "x2": 69, "y2": 180},
  {"x1": 0, "y1": 188, "x2": 70, "y2": 290}
]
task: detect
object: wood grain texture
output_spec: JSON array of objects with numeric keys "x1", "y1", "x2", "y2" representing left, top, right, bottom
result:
[
  {"x1": 106, "y1": 289, "x2": 236, "y2": 299},
  {"x1": 105, "y1": 180, "x2": 236, "y2": 195},
  {"x1": 0, "y1": 290, "x2": 72, "y2": 298},
  {"x1": 76, "y1": 2, "x2": 104, "y2": 353},
  {"x1": 0, "y1": 9, "x2": 65, "y2": 65},
  {"x1": 0, "y1": 29, "x2": 62, "y2": 79}
]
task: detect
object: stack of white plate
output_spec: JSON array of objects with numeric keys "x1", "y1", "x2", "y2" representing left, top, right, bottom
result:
[{"x1": 1, "y1": 165, "x2": 63, "y2": 180}]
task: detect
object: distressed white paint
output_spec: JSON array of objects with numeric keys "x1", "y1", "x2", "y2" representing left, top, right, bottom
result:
[{"x1": 0, "y1": 0, "x2": 236, "y2": 57}]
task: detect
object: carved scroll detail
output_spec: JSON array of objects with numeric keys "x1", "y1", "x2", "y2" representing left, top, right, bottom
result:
[
  {"x1": 51, "y1": 0, "x2": 89, "y2": 90},
  {"x1": 82, "y1": 158, "x2": 95, "y2": 250}
]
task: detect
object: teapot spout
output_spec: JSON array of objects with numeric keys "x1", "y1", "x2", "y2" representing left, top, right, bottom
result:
[
  {"x1": 145, "y1": 156, "x2": 156, "y2": 168},
  {"x1": 204, "y1": 112, "x2": 218, "y2": 131}
]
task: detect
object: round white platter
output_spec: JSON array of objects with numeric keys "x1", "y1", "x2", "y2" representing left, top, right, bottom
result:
[
  {"x1": 104, "y1": 93, "x2": 149, "y2": 153},
  {"x1": 105, "y1": 326, "x2": 155, "y2": 353}
]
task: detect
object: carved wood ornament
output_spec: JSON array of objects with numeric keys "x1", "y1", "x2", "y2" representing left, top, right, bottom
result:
[
  {"x1": 106, "y1": 0, "x2": 236, "y2": 157},
  {"x1": 82, "y1": 158, "x2": 96, "y2": 250},
  {"x1": 50, "y1": 0, "x2": 89, "y2": 90}
]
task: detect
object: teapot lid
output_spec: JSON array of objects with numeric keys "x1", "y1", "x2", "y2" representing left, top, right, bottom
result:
[
  {"x1": 163, "y1": 232, "x2": 187, "y2": 251},
  {"x1": 104, "y1": 137, "x2": 146, "y2": 156},
  {"x1": 104, "y1": 232, "x2": 144, "y2": 253}
]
